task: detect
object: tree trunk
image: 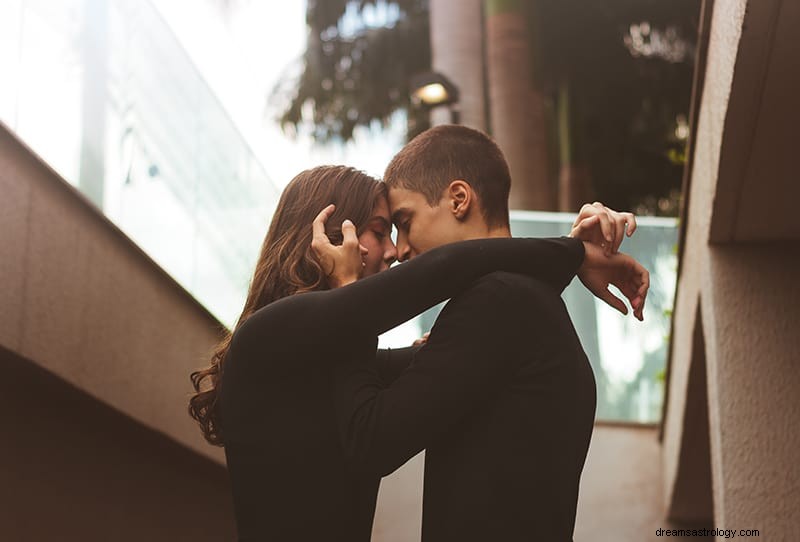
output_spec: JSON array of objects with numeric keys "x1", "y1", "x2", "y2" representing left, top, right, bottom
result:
[
  {"x1": 557, "y1": 81, "x2": 592, "y2": 211},
  {"x1": 485, "y1": 0, "x2": 553, "y2": 211},
  {"x1": 429, "y1": 0, "x2": 486, "y2": 130}
]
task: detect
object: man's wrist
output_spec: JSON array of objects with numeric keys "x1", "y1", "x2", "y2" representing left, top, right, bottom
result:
[{"x1": 577, "y1": 241, "x2": 594, "y2": 274}]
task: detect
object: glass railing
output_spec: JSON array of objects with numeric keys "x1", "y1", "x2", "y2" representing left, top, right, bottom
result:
[
  {"x1": 379, "y1": 212, "x2": 678, "y2": 424},
  {"x1": 0, "y1": 0, "x2": 280, "y2": 327}
]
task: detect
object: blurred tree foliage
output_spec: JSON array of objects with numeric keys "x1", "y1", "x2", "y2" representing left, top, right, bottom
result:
[
  {"x1": 533, "y1": 0, "x2": 699, "y2": 215},
  {"x1": 273, "y1": 0, "x2": 700, "y2": 216},
  {"x1": 272, "y1": 0, "x2": 431, "y2": 142}
]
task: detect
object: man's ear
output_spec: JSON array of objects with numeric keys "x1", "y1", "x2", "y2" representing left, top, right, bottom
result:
[{"x1": 447, "y1": 180, "x2": 472, "y2": 220}]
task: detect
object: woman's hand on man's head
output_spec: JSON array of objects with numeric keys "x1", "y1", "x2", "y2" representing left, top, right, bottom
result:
[
  {"x1": 311, "y1": 204, "x2": 369, "y2": 288},
  {"x1": 569, "y1": 202, "x2": 637, "y2": 257}
]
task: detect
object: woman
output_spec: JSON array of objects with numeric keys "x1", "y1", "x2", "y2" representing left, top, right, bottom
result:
[{"x1": 189, "y1": 165, "x2": 644, "y2": 541}]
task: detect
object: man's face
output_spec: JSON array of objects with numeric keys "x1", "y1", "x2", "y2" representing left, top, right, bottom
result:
[
  {"x1": 357, "y1": 195, "x2": 397, "y2": 277},
  {"x1": 388, "y1": 186, "x2": 462, "y2": 261}
]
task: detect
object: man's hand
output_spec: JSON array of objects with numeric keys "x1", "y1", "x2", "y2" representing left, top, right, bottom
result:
[
  {"x1": 311, "y1": 204, "x2": 368, "y2": 288},
  {"x1": 569, "y1": 202, "x2": 637, "y2": 257},
  {"x1": 578, "y1": 241, "x2": 649, "y2": 321}
]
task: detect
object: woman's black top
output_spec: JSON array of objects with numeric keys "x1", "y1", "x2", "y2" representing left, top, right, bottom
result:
[{"x1": 219, "y1": 236, "x2": 585, "y2": 542}]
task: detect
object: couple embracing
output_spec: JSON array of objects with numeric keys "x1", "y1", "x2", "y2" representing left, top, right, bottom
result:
[{"x1": 190, "y1": 125, "x2": 649, "y2": 542}]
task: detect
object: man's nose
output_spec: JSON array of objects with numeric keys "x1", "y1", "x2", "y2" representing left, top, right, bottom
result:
[
  {"x1": 397, "y1": 242, "x2": 411, "y2": 263},
  {"x1": 384, "y1": 239, "x2": 398, "y2": 265},
  {"x1": 395, "y1": 231, "x2": 411, "y2": 262}
]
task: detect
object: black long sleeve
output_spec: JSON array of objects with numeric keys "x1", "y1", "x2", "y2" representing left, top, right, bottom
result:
[
  {"x1": 375, "y1": 347, "x2": 420, "y2": 386},
  {"x1": 331, "y1": 272, "x2": 597, "y2": 541},
  {"x1": 231, "y1": 237, "x2": 584, "y2": 363},
  {"x1": 332, "y1": 274, "x2": 528, "y2": 476}
]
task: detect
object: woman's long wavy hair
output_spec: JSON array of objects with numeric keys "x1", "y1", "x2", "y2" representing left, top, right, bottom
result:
[{"x1": 189, "y1": 166, "x2": 386, "y2": 445}]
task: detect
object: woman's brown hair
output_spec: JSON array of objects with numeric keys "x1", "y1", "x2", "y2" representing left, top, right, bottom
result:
[{"x1": 189, "y1": 165, "x2": 386, "y2": 445}]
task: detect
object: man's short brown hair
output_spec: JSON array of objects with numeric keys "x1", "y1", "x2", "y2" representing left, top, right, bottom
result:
[{"x1": 383, "y1": 125, "x2": 511, "y2": 228}]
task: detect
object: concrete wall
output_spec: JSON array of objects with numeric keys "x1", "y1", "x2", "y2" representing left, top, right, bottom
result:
[
  {"x1": 663, "y1": 0, "x2": 800, "y2": 538},
  {"x1": 0, "y1": 122, "x2": 226, "y2": 466},
  {"x1": 0, "y1": 121, "x2": 236, "y2": 537},
  {"x1": 702, "y1": 246, "x2": 800, "y2": 532}
]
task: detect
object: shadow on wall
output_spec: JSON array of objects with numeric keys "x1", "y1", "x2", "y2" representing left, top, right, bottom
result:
[{"x1": 0, "y1": 344, "x2": 236, "y2": 542}]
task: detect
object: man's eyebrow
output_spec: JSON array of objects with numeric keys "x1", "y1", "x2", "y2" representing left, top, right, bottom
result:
[
  {"x1": 368, "y1": 216, "x2": 391, "y2": 229},
  {"x1": 391, "y1": 208, "x2": 410, "y2": 224}
]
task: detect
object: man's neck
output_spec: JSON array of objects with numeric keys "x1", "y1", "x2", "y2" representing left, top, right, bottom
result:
[
  {"x1": 461, "y1": 223, "x2": 512, "y2": 241},
  {"x1": 485, "y1": 225, "x2": 512, "y2": 238}
]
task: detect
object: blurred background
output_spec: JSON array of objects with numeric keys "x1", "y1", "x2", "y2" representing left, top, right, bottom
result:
[
  {"x1": 0, "y1": 0, "x2": 689, "y2": 421},
  {"x1": 2, "y1": 0, "x2": 797, "y2": 541}
]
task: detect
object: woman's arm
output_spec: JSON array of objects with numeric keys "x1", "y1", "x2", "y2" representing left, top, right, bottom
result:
[
  {"x1": 235, "y1": 235, "x2": 584, "y2": 352},
  {"x1": 374, "y1": 347, "x2": 420, "y2": 385}
]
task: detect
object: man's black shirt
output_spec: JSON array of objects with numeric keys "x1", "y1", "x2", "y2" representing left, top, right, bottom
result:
[{"x1": 334, "y1": 271, "x2": 596, "y2": 541}]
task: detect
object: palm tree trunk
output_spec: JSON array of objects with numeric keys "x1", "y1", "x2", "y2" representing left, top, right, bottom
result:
[
  {"x1": 485, "y1": 0, "x2": 553, "y2": 211},
  {"x1": 557, "y1": 81, "x2": 593, "y2": 211},
  {"x1": 429, "y1": 0, "x2": 486, "y2": 130}
]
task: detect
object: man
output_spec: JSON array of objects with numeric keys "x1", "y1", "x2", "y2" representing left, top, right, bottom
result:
[{"x1": 329, "y1": 125, "x2": 645, "y2": 541}]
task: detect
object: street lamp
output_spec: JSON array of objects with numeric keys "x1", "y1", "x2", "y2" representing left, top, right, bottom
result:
[{"x1": 410, "y1": 71, "x2": 460, "y2": 124}]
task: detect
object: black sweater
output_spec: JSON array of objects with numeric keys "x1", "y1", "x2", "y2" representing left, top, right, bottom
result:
[
  {"x1": 333, "y1": 272, "x2": 597, "y2": 541},
  {"x1": 219, "y1": 237, "x2": 585, "y2": 541}
]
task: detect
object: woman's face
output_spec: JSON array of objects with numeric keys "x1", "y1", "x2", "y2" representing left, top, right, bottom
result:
[{"x1": 358, "y1": 195, "x2": 397, "y2": 277}]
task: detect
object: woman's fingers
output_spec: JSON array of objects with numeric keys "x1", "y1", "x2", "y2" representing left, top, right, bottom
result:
[
  {"x1": 612, "y1": 211, "x2": 637, "y2": 252},
  {"x1": 599, "y1": 216, "x2": 614, "y2": 256},
  {"x1": 341, "y1": 219, "x2": 358, "y2": 249},
  {"x1": 574, "y1": 203, "x2": 596, "y2": 227},
  {"x1": 589, "y1": 203, "x2": 616, "y2": 256},
  {"x1": 613, "y1": 215, "x2": 626, "y2": 253},
  {"x1": 311, "y1": 204, "x2": 336, "y2": 250},
  {"x1": 624, "y1": 212, "x2": 637, "y2": 236},
  {"x1": 597, "y1": 203, "x2": 626, "y2": 254},
  {"x1": 570, "y1": 215, "x2": 600, "y2": 239},
  {"x1": 575, "y1": 203, "x2": 640, "y2": 258},
  {"x1": 310, "y1": 209, "x2": 364, "y2": 286},
  {"x1": 412, "y1": 331, "x2": 431, "y2": 346}
]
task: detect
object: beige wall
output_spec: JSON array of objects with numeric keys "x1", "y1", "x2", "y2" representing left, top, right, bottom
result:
[
  {"x1": 0, "y1": 122, "x2": 225, "y2": 467},
  {"x1": 663, "y1": 0, "x2": 800, "y2": 538},
  {"x1": 702, "y1": 246, "x2": 800, "y2": 531}
]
